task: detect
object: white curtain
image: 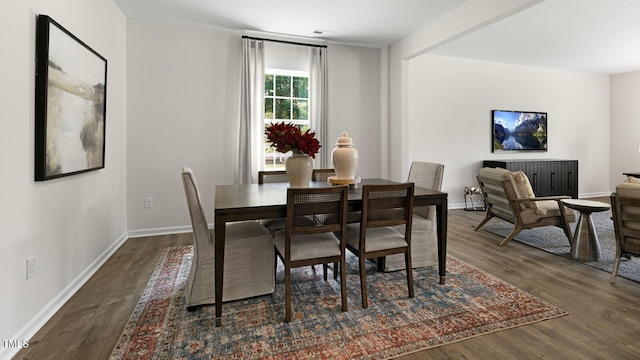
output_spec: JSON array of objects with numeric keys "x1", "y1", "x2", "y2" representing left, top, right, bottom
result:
[
  {"x1": 308, "y1": 46, "x2": 329, "y2": 169},
  {"x1": 238, "y1": 37, "x2": 265, "y2": 184}
]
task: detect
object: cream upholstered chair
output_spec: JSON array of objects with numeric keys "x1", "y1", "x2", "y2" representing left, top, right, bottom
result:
[
  {"x1": 273, "y1": 186, "x2": 348, "y2": 322},
  {"x1": 475, "y1": 167, "x2": 576, "y2": 246},
  {"x1": 610, "y1": 179, "x2": 640, "y2": 283},
  {"x1": 181, "y1": 167, "x2": 274, "y2": 309},
  {"x1": 382, "y1": 161, "x2": 444, "y2": 271},
  {"x1": 346, "y1": 183, "x2": 415, "y2": 308}
]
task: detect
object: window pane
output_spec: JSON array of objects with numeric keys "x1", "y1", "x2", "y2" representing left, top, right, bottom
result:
[
  {"x1": 275, "y1": 99, "x2": 291, "y2": 119},
  {"x1": 293, "y1": 77, "x2": 308, "y2": 98},
  {"x1": 264, "y1": 98, "x2": 274, "y2": 119},
  {"x1": 265, "y1": 74, "x2": 274, "y2": 96},
  {"x1": 293, "y1": 100, "x2": 308, "y2": 120},
  {"x1": 275, "y1": 75, "x2": 291, "y2": 97}
]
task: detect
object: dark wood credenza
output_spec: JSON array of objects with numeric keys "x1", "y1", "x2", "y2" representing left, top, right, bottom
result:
[{"x1": 483, "y1": 159, "x2": 578, "y2": 199}]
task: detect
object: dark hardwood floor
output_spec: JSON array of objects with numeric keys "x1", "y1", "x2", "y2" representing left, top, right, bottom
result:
[{"x1": 14, "y1": 198, "x2": 640, "y2": 359}]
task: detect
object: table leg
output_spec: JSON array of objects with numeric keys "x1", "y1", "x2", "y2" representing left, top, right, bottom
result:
[
  {"x1": 570, "y1": 211, "x2": 602, "y2": 262},
  {"x1": 436, "y1": 198, "x2": 448, "y2": 284},
  {"x1": 214, "y1": 215, "x2": 226, "y2": 327}
]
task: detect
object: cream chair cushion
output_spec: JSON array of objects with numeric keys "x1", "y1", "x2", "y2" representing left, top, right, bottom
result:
[{"x1": 384, "y1": 161, "x2": 444, "y2": 271}]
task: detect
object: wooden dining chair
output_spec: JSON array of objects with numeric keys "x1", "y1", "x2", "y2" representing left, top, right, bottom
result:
[
  {"x1": 312, "y1": 168, "x2": 336, "y2": 182},
  {"x1": 273, "y1": 186, "x2": 349, "y2": 322},
  {"x1": 258, "y1": 170, "x2": 288, "y2": 184},
  {"x1": 346, "y1": 183, "x2": 415, "y2": 308}
]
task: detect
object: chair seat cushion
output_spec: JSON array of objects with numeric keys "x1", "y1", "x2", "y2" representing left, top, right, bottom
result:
[
  {"x1": 519, "y1": 200, "x2": 576, "y2": 224},
  {"x1": 345, "y1": 224, "x2": 407, "y2": 252},
  {"x1": 273, "y1": 230, "x2": 341, "y2": 261}
]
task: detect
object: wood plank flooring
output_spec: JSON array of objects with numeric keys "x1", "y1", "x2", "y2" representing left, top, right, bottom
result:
[{"x1": 14, "y1": 199, "x2": 640, "y2": 359}]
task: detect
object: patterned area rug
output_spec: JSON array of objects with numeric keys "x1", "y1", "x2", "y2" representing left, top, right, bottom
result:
[
  {"x1": 110, "y1": 246, "x2": 567, "y2": 360},
  {"x1": 480, "y1": 210, "x2": 640, "y2": 283}
]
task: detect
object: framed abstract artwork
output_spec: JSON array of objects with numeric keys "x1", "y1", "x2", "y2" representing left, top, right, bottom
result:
[{"x1": 35, "y1": 15, "x2": 107, "y2": 181}]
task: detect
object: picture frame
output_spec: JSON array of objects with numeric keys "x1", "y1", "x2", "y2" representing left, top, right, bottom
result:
[{"x1": 35, "y1": 15, "x2": 107, "y2": 181}]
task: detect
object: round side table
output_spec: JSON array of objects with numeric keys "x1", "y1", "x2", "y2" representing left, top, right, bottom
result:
[{"x1": 561, "y1": 199, "x2": 611, "y2": 262}]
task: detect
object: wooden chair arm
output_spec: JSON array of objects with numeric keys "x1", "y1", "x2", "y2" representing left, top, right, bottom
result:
[{"x1": 512, "y1": 195, "x2": 571, "y2": 203}]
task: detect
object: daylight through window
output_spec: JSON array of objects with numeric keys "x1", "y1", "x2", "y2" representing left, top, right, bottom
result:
[{"x1": 264, "y1": 70, "x2": 309, "y2": 170}]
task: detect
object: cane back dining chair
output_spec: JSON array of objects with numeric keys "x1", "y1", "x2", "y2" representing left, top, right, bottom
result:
[
  {"x1": 346, "y1": 183, "x2": 415, "y2": 308},
  {"x1": 475, "y1": 167, "x2": 575, "y2": 246},
  {"x1": 610, "y1": 180, "x2": 640, "y2": 283},
  {"x1": 181, "y1": 167, "x2": 274, "y2": 309},
  {"x1": 258, "y1": 170, "x2": 288, "y2": 184},
  {"x1": 312, "y1": 168, "x2": 336, "y2": 182},
  {"x1": 273, "y1": 186, "x2": 349, "y2": 322}
]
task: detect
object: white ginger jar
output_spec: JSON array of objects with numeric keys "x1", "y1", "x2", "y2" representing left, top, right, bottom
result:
[{"x1": 331, "y1": 131, "x2": 359, "y2": 180}]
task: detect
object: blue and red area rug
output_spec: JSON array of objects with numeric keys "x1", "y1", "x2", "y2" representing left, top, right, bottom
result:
[{"x1": 110, "y1": 246, "x2": 566, "y2": 359}]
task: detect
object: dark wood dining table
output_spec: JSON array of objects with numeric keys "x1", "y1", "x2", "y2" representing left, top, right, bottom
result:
[{"x1": 213, "y1": 178, "x2": 448, "y2": 326}]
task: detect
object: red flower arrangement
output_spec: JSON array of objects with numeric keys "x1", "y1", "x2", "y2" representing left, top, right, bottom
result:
[{"x1": 265, "y1": 122, "x2": 321, "y2": 158}]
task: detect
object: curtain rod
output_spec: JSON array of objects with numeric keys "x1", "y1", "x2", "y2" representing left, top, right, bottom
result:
[{"x1": 242, "y1": 35, "x2": 327, "y2": 48}]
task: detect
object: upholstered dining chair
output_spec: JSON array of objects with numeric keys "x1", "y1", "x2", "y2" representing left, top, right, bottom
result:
[
  {"x1": 181, "y1": 167, "x2": 275, "y2": 310},
  {"x1": 610, "y1": 180, "x2": 640, "y2": 283},
  {"x1": 475, "y1": 167, "x2": 575, "y2": 246},
  {"x1": 382, "y1": 161, "x2": 444, "y2": 271},
  {"x1": 273, "y1": 186, "x2": 349, "y2": 322},
  {"x1": 346, "y1": 183, "x2": 415, "y2": 308}
]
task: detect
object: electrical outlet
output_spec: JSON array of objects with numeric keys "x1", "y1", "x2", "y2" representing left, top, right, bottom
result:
[
  {"x1": 144, "y1": 197, "x2": 153, "y2": 209},
  {"x1": 27, "y1": 256, "x2": 36, "y2": 280}
]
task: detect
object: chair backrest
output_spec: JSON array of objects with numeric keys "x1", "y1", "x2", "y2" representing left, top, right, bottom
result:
[
  {"x1": 258, "y1": 170, "x2": 289, "y2": 184},
  {"x1": 361, "y1": 183, "x2": 414, "y2": 237},
  {"x1": 612, "y1": 181, "x2": 640, "y2": 256},
  {"x1": 286, "y1": 186, "x2": 348, "y2": 237},
  {"x1": 476, "y1": 167, "x2": 517, "y2": 223},
  {"x1": 407, "y1": 161, "x2": 443, "y2": 219},
  {"x1": 312, "y1": 168, "x2": 336, "y2": 182},
  {"x1": 181, "y1": 167, "x2": 212, "y2": 246}
]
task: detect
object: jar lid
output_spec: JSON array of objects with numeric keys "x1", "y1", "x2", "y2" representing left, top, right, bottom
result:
[{"x1": 336, "y1": 131, "x2": 354, "y2": 146}]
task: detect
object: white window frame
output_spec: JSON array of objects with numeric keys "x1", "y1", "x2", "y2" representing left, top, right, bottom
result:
[{"x1": 264, "y1": 68, "x2": 310, "y2": 170}]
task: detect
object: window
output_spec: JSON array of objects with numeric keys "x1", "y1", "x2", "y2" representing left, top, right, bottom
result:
[{"x1": 264, "y1": 69, "x2": 309, "y2": 170}]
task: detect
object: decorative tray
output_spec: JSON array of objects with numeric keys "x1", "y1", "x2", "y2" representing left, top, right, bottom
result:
[{"x1": 328, "y1": 176, "x2": 361, "y2": 188}]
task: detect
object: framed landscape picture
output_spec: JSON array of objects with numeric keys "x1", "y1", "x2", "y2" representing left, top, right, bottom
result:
[{"x1": 35, "y1": 15, "x2": 107, "y2": 181}]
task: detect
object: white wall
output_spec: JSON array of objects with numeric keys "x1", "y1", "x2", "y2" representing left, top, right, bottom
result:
[
  {"x1": 0, "y1": 0, "x2": 127, "y2": 356},
  {"x1": 403, "y1": 54, "x2": 611, "y2": 207},
  {"x1": 126, "y1": 20, "x2": 382, "y2": 233},
  {"x1": 611, "y1": 69, "x2": 640, "y2": 187}
]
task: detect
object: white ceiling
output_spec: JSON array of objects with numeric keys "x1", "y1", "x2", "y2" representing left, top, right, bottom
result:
[{"x1": 114, "y1": 0, "x2": 640, "y2": 75}]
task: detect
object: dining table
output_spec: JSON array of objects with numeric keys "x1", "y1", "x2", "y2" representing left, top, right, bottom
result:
[{"x1": 213, "y1": 178, "x2": 448, "y2": 326}]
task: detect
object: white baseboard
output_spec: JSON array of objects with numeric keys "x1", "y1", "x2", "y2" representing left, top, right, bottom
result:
[
  {"x1": 127, "y1": 225, "x2": 193, "y2": 238},
  {"x1": 1, "y1": 231, "x2": 129, "y2": 360}
]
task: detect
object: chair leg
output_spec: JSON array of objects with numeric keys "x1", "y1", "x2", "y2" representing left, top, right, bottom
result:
[
  {"x1": 474, "y1": 213, "x2": 495, "y2": 231},
  {"x1": 340, "y1": 255, "x2": 348, "y2": 312},
  {"x1": 333, "y1": 262, "x2": 338, "y2": 280},
  {"x1": 360, "y1": 255, "x2": 368, "y2": 309},
  {"x1": 499, "y1": 226, "x2": 523, "y2": 246},
  {"x1": 376, "y1": 256, "x2": 385, "y2": 272},
  {"x1": 285, "y1": 263, "x2": 292, "y2": 322},
  {"x1": 323, "y1": 263, "x2": 328, "y2": 281},
  {"x1": 405, "y1": 250, "x2": 414, "y2": 298},
  {"x1": 610, "y1": 248, "x2": 622, "y2": 284}
]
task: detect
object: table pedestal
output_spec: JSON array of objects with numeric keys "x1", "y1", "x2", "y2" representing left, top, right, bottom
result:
[
  {"x1": 570, "y1": 211, "x2": 602, "y2": 262},
  {"x1": 561, "y1": 199, "x2": 610, "y2": 262}
]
